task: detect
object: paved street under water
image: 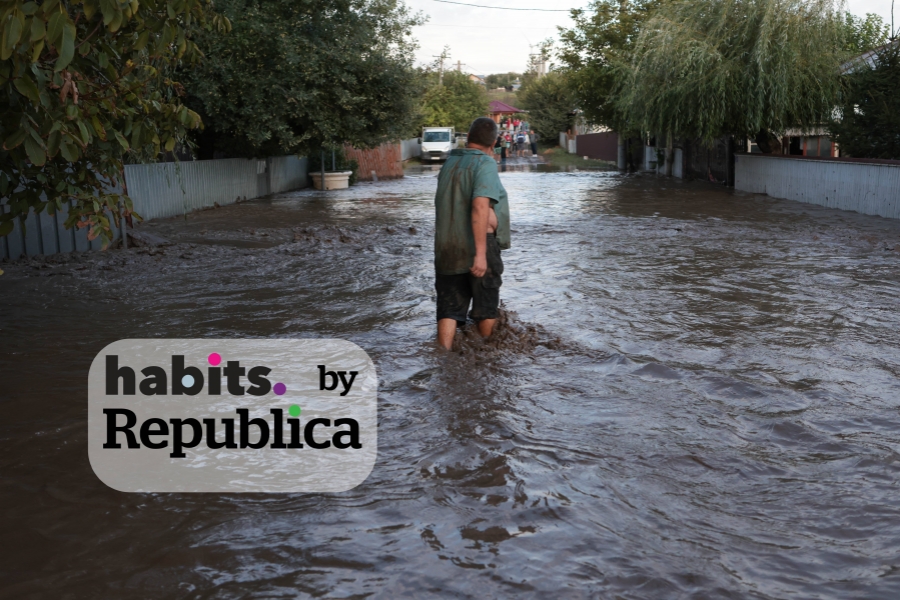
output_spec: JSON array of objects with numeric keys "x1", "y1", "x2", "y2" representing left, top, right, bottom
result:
[{"x1": 3, "y1": 164, "x2": 900, "y2": 598}]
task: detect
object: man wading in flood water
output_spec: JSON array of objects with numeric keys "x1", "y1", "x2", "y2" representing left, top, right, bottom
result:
[{"x1": 434, "y1": 117, "x2": 511, "y2": 349}]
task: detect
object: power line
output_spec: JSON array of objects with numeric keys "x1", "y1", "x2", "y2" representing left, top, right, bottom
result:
[
  {"x1": 413, "y1": 24, "x2": 557, "y2": 30},
  {"x1": 431, "y1": 0, "x2": 575, "y2": 11}
]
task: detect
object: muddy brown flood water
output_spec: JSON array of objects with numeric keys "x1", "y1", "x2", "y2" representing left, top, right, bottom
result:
[{"x1": 3, "y1": 165, "x2": 900, "y2": 599}]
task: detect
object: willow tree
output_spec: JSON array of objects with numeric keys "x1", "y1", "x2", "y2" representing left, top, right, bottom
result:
[{"x1": 614, "y1": 0, "x2": 845, "y2": 146}]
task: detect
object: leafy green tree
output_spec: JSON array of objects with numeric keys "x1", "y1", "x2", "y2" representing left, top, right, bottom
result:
[
  {"x1": 1, "y1": 0, "x2": 229, "y2": 245},
  {"x1": 517, "y1": 71, "x2": 576, "y2": 140},
  {"x1": 183, "y1": 0, "x2": 423, "y2": 159},
  {"x1": 420, "y1": 69, "x2": 487, "y2": 131},
  {"x1": 558, "y1": 0, "x2": 663, "y2": 128},
  {"x1": 615, "y1": 0, "x2": 845, "y2": 142},
  {"x1": 830, "y1": 43, "x2": 900, "y2": 159},
  {"x1": 839, "y1": 12, "x2": 890, "y2": 54}
]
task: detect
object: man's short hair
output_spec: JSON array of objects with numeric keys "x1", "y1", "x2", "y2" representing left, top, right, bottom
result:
[{"x1": 468, "y1": 117, "x2": 499, "y2": 148}]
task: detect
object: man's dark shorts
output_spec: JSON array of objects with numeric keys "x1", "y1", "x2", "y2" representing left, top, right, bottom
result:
[{"x1": 436, "y1": 234, "x2": 503, "y2": 323}]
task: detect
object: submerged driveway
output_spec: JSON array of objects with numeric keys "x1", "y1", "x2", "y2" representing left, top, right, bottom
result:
[{"x1": 3, "y1": 166, "x2": 900, "y2": 598}]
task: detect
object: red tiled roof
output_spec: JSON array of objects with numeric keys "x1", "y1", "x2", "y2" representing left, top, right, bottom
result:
[{"x1": 488, "y1": 100, "x2": 523, "y2": 114}]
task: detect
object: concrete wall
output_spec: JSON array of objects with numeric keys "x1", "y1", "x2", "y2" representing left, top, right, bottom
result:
[
  {"x1": 735, "y1": 154, "x2": 900, "y2": 219},
  {"x1": 1, "y1": 155, "x2": 308, "y2": 259}
]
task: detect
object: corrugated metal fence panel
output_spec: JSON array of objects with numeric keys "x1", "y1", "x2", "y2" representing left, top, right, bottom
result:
[
  {"x1": 400, "y1": 138, "x2": 421, "y2": 161},
  {"x1": 269, "y1": 156, "x2": 309, "y2": 194},
  {"x1": 2, "y1": 155, "x2": 308, "y2": 259},
  {"x1": 735, "y1": 155, "x2": 900, "y2": 220},
  {"x1": 1, "y1": 194, "x2": 121, "y2": 259},
  {"x1": 125, "y1": 158, "x2": 259, "y2": 221}
]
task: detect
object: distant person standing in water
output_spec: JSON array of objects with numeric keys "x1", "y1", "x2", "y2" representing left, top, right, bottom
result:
[
  {"x1": 515, "y1": 130, "x2": 527, "y2": 157},
  {"x1": 433, "y1": 117, "x2": 511, "y2": 349},
  {"x1": 530, "y1": 130, "x2": 539, "y2": 156}
]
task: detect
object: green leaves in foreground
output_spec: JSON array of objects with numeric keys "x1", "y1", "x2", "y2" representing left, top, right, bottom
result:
[{"x1": 1, "y1": 0, "x2": 230, "y2": 248}]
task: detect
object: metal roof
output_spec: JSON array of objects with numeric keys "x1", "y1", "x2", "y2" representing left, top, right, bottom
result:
[{"x1": 488, "y1": 100, "x2": 524, "y2": 114}]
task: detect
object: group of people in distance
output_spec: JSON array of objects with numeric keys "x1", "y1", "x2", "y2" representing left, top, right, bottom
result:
[
  {"x1": 499, "y1": 116, "x2": 526, "y2": 131},
  {"x1": 493, "y1": 127, "x2": 539, "y2": 163}
]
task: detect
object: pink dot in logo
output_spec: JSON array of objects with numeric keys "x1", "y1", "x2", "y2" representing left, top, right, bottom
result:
[
  {"x1": 208, "y1": 352, "x2": 222, "y2": 366},
  {"x1": 273, "y1": 383, "x2": 286, "y2": 395}
]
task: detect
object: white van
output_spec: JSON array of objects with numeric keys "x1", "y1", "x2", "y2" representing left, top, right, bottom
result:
[{"x1": 419, "y1": 127, "x2": 456, "y2": 163}]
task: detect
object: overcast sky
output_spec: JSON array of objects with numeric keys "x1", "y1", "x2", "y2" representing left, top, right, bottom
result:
[{"x1": 405, "y1": 0, "x2": 898, "y2": 75}]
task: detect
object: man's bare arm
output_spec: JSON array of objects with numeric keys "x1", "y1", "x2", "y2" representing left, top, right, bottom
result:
[{"x1": 470, "y1": 196, "x2": 490, "y2": 277}]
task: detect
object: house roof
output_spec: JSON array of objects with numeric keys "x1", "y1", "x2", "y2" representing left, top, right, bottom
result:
[
  {"x1": 841, "y1": 39, "x2": 899, "y2": 74},
  {"x1": 488, "y1": 100, "x2": 524, "y2": 114}
]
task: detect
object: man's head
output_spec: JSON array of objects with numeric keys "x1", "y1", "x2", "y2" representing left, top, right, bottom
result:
[{"x1": 467, "y1": 117, "x2": 499, "y2": 150}]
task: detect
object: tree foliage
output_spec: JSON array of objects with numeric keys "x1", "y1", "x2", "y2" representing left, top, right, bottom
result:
[
  {"x1": 614, "y1": 0, "x2": 845, "y2": 141},
  {"x1": 830, "y1": 42, "x2": 900, "y2": 159},
  {"x1": 557, "y1": 0, "x2": 663, "y2": 128},
  {"x1": 182, "y1": 0, "x2": 423, "y2": 158},
  {"x1": 420, "y1": 69, "x2": 487, "y2": 131},
  {"x1": 517, "y1": 72, "x2": 576, "y2": 139},
  {"x1": 484, "y1": 72, "x2": 519, "y2": 89},
  {"x1": 839, "y1": 11, "x2": 890, "y2": 54},
  {"x1": 1, "y1": 0, "x2": 229, "y2": 244}
]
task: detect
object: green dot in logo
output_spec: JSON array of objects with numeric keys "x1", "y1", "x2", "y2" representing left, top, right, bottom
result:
[{"x1": 288, "y1": 405, "x2": 301, "y2": 418}]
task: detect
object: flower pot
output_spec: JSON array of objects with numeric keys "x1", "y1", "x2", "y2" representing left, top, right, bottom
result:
[{"x1": 311, "y1": 170, "x2": 353, "y2": 190}]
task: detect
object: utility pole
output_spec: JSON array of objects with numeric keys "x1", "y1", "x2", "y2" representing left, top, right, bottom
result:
[
  {"x1": 433, "y1": 48, "x2": 450, "y2": 85},
  {"x1": 528, "y1": 43, "x2": 548, "y2": 78}
]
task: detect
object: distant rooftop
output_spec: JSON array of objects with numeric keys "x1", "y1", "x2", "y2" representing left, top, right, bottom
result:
[{"x1": 488, "y1": 100, "x2": 523, "y2": 114}]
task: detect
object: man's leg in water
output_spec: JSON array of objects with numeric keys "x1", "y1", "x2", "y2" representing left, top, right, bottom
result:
[
  {"x1": 477, "y1": 319, "x2": 496, "y2": 337},
  {"x1": 437, "y1": 318, "x2": 458, "y2": 349},
  {"x1": 436, "y1": 273, "x2": 471, "y2": 349}
]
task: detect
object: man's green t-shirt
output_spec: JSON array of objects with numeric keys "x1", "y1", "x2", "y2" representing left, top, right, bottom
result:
[{"x1": 434, "y1": 148, "x2": 510, "y2": 275}]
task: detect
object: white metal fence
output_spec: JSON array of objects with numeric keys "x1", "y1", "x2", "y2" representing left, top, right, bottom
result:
[
  {"x1": 1, "y1": 155, "x2": 308, "y2": 259},
  {"x1": 735, "y1": 154, "x2": 900, "y2": 219},
  {"x1": 400, "y1": 138, "x2": 421, "y2": 161}
]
